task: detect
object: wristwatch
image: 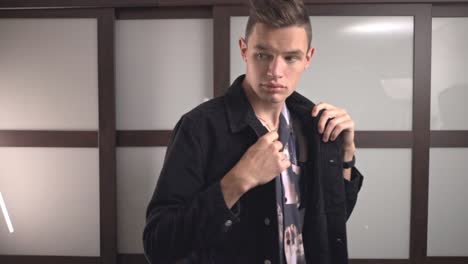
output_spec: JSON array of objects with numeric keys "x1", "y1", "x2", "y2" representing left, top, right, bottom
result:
[{"x1": 343, "y1": 155, "x2": 355, "y2": 169}]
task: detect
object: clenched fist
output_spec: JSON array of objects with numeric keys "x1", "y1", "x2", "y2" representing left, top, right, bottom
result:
[{"x1": 220, "y1": 130, "x2": 291, "y2": 208}]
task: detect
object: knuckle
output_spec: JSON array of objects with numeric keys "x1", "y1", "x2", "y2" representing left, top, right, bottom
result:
[{"x1": 269, "y1": 143, "x2": 276, "y2": 151}]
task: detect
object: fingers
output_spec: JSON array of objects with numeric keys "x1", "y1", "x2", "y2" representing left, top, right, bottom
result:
[
  {"x1": 329, "y1": 120, "x2": 354, "y2": 141},
  {"x1": 261, "y1": 130, "x2": 279, "y2": 143},
  {"x1": 317, "y1": 107, "x2": 355, "y2": 142},
  {"x1": 317, "y1": 108, "x2": 341, "y2": 134},
  {"x1": 311, "y1": 102, "x2": 333, "y2": 117},
  {"x1": 322, "y1": 114, "x2": 348, "y2": 142},
  {"x1": 272, "y1": 140, "x2": 283, "y2": 152},
  {"x1": 280, "y1": 158, "x2": 291, "y2": 170}
]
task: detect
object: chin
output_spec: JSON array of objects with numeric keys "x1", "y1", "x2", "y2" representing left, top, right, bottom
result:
[{"x1": 264, "y1": 95, "x2": 287, "y2": 104}]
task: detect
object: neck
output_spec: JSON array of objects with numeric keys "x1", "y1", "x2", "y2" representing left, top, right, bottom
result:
[{"x1": 242, "y1": 78, "x2": 284, "y2": 129}]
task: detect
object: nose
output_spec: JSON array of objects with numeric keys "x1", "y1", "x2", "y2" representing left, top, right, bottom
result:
[{"x1": 267, "y1": 56, "x2": 284, "y2": 79}]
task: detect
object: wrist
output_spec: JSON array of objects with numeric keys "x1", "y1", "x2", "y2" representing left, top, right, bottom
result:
[
  {"x1": 220, "y1": 172, "x2": 248, "y2": 209},
  {"x1": 223, "y1": 167, "x2": 252, "y2": 195},
  {"x1": 343, "y1": 143, "x2": 356, "y2": 161}
]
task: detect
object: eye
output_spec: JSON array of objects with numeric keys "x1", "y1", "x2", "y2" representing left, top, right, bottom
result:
[
  {"x1": 255, "y1": 53, "x2": 271, "y2": 60},
  {"x1": 285, "y1": 56, "x2": 299, "y2": 63}
]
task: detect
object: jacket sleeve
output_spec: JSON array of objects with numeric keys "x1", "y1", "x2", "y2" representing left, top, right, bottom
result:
[
  {"x1": 344, "y1": 166, "x2": 363, "y2": 220},
  {"x1": 143, "y1": 115, "x2": 240, "y2": 263}
]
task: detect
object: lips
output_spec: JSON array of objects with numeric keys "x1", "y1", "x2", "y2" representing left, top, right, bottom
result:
[{"x1": 262, "y1": 83, "x2": 286, "y2": 89}]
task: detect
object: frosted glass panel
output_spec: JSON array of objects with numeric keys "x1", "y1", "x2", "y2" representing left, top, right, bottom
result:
[
  {"x1": 116, "y1": 19, "x2": 213, "y2": 130},
  {"x1": 431, "y1": 18, "x2": 468, "y2": 130},
  {"x1": 116, "y1": 147, "x2": 167, "y2": 253},
  {"x1": 428, "y1": 148, "x2": 468, "y2": 256},
  {"x1": 347, "y1": 149, "x2": 411, "y2": 258},
  {"x1": 0, "y1": 19, "x2": 98, "y2": 130},
  {"x1": 231, "y1": 16, "x2": 413, "y2": 130},
  {"x1": 0, "y1": 148, "x2": 100, "y2": 256}
]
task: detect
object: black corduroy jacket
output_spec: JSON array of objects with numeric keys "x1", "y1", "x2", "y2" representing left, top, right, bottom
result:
[{"x1": 143, "y1": 75, "x2": 363, "y2": 264}]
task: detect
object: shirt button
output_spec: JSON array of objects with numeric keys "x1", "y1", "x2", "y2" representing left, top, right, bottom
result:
[
  {"x1": 264, "y1": 217, "x2": 270, "y2": 226},
  {"x1": 224, "y1": 220, "x2": 232, "y2": 227},
  {"x1": 264, "y1": 259, "x2": 271, "y2": 264}
]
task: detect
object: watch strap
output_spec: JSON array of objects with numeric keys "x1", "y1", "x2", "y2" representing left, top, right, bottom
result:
[{"x1": 343, "y1": 155, "x2": 355, "y2": 169}]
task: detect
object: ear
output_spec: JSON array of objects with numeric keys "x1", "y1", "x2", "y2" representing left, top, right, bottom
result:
[
  {"x1": 239, "y1": 37, "x2": 248, "y2": 62},
  {"x1": 304, "y1": 47, "x2": 315, "y2": 69}
]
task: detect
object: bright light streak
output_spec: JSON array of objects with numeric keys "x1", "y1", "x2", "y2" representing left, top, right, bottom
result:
[
  {"x1": 345, "y1": 21, "x2": 413, "y2": 34},
  {"x1": 0, "y1": 192, "x2": 14, "y2": 233}
]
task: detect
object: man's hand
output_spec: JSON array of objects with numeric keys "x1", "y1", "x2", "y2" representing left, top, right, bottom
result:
[
  {"x1": 312, "y1": 102, "x2": 355, "y2": 150},
  {"x1": 312, "y1": 102, "x2": 356, "y2": 181},
  {"x1": 221, "y1": 130, "x2": 291, "y2": 208}
]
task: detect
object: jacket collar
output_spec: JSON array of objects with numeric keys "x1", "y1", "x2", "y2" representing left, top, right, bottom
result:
[{"x1": 224, "y1": 74, "x2": 318, "y2": 135}]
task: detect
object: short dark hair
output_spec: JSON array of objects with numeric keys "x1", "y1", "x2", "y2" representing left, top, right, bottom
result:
[{"x1": 245, "y1": 0, "x2": 312, "y2": 50}]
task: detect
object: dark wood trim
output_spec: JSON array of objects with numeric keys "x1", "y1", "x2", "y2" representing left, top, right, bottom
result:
[
  {"x1": 430, "y1": 131, "x2": 468, "y2": 147},
  {"x1": 0, "y1": 131, "x2": 98, "y2": 147},
  {"x1": 97, "y1": 8, "x2": 117, "y2": 264},
  {"x1": 213, "y1": 5, "x2": 231, "y2": 96},
  {"x1": 355, "y1": 131, "x2": 413, "y2": 148},
  {"x1": 214, "y1": 4, "x2": 246, "y2": 16},
  {"x1": 160, "y1": 0, "x2": 468, "y2": 4},
  {"x1": 116, "y1": 6, "x2": 212, "y2": 19},
  {"x1": 115, "y1": 255, "x2": 412, "y2": 264},
  {"x1": 117, "y1": 130, "x2": 172, "y2": 146},
  {"x1": 426, "y1": 257, "x2": 468, "y2": 264},
  {"x1": 117, "y1": 254, "x2": 147, "y2": 264},
  {"x1": 432, "y1": 5, "x2": 468, "y2": 16},
  {"x1": 0, "y1": 256, "x2": 100, "y2": 264},
  {"x1": 306, "y1": 4, "x2": 431, "y2": 15},
  {"x1": 0, "y1": 8, "x2": 112, "y2": 17},
  {"x1": 2, "y1": 0, "x2": 468, "y2": 9},
  {"x1": 350, "y1": 260, "x2": 410, "y2": 264},
  {"x1": 410, "y1": 5, "x2": 432, "y2": 264},
  {"x1": 0, "y1": 0, "x2": 160, "y2": 9},
  {"x1": 226, "y1": 3, "x2": 428, "y2": 16}
]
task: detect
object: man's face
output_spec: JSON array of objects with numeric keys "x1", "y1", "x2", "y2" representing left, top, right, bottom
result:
[{"x1": 239, "y1": 22, "x2": 314, "y2": 105}]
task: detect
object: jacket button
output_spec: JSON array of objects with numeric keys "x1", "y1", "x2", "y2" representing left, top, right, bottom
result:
[
  {"x1": 264, "y1": 259, "x2": 271, "y2": 264},
  {"x1": 224, "y1": 220, "x2": 233, "y2": 227},
  {"x1": 264, "y1": 217, "x2": 270, "y2": 226},
  {"x1": 336, "y1": 238, "x2": 343, "y2": 244}
]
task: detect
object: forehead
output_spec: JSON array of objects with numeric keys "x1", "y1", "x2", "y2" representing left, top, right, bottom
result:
[{"x1": 247, "y1": 23, "x2": 309, "y2": 53}]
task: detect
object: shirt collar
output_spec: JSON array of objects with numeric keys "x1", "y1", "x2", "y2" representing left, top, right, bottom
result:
[{"x1": 224, "y1": 74, "x2": 318, "y2": 134}]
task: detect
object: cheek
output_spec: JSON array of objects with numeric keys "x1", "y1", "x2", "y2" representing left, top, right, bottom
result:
[
  {"x1": 288, "y1": 64, "x2": 305, "y2": 78},
  {"x1": 249, "y1": 60, "x2": 268, "y2": 74}
]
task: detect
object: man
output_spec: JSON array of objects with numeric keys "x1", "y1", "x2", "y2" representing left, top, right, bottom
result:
[{"x1": 143, "y1": 0, "x2": 363, "y2": 263}]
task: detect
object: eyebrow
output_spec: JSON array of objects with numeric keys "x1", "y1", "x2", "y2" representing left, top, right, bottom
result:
[{"x1": 254, "y1": 44, "x2": 305, "y2": 56}]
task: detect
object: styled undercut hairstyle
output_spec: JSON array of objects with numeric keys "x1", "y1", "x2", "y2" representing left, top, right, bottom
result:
[{"x1": 245, "y1": 0, "x2": 312, "y2": 49}]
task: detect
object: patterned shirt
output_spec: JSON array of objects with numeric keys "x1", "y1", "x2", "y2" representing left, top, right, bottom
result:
[{"x1": 256, "y1": 105, "x2": 306, "y2": 264}]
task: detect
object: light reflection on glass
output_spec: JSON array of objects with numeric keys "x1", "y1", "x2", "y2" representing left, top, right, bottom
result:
[
  {"x1": 344, "y1": 20, "x2": 413, "y2": 34},
  {"x1": 0, "y1": 192, "x2": 14, "y2": 233}
]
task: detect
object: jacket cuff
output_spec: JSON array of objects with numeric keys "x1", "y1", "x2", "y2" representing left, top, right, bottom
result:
[
  {"x1": 209, "y1": 181, "x2": 241, "y2": 228},
  {"x1": 344, "y1": 167, "x2": 363, "y2": 199}
]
